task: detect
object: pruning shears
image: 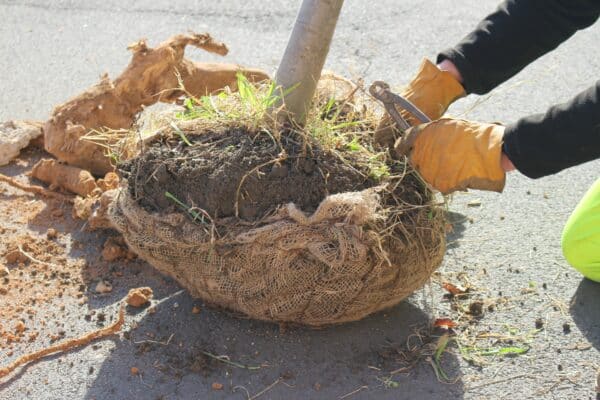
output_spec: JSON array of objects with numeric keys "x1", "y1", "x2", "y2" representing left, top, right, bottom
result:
[{"x1": 369, "y1": 81, "x2": 431, "y2": 131}]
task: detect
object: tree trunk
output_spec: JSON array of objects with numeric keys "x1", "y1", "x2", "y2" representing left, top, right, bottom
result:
[{"x1": 274, "y1": 0, "x2": 344, "y2": 126}]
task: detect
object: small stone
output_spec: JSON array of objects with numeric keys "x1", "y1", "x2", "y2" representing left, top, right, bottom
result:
[
  {"x1": 192, "y1": 306, "x2": 201, "y2": 314},
  {"x1": 0, "y1": 266, "x2": 9, "y2": 277},
  {"x1": 562, "y1": 322, "x2": 571, "y2": 334},
  {"x1": 126, "y1": 287, "x2": 153, "y2": 308},
  {"x1": 130, "y1": 367, "x2": 139, "y2": 375},
  {"x1": 95, "y1": 280, "x2": 112, "y2": 294},
  {"x1": 46, "y1": 228, "x2": 58, "y2": 239},
  {"x1": 212, "y1": 382, "x2": 223, "y2": 391}
]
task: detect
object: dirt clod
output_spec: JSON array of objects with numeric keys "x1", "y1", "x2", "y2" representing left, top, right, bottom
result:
[
  {"x1": 102, "y1": 236, "x2": 135, "y2": 262},
  {"x1": 211, "y1": 382, "x2": 223, "y2": 391},
  {"x1": 126, "y1": 287, "x2": 153, "y2": 308},
  {"x1": 562, "y1": 322, "x2": 571, "y2": 334},
  {"x1": 468, "y1": 301, "x2": 484, "y2": 317},
  {"x1": 14, "y1": 321, "x2": 25, "y2": 334},
  {"x1": 46, "y1": 228, "x2": 58, "y2": 240},
  {"x1": 535, "y1": 318, "x2": 544, "y2": 329},
  {"x1": 5, "y1": 249, "x2": 28, "y2": 264},
  {"x1": 95, "y1": 280, "x2": 113, "y2": 294}
]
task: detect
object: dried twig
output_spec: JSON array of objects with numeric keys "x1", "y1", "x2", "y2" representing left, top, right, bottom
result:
[{"x1": 0, "y1": 304, "x2": 125, "y2": 379}]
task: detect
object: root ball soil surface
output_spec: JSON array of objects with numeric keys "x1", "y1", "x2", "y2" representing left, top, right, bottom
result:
[{"x1": 121, "y1": 128, "x2": 377, "y2": 221}]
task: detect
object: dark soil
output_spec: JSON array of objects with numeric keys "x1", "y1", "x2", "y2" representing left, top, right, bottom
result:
[{"x1": 120, "y1": 127, "x2": 377, "y2": 221}]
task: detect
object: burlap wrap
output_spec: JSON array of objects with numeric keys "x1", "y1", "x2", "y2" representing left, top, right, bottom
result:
[{"x1": 109, "y1": 184, "x2": 445, "y2": 326}]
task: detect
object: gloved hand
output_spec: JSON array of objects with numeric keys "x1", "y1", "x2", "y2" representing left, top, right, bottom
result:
[
  {"x1": 374, "y1": 59, "x2": 465, "y2": 148},
  {"x1": 394, "y1": 118, "x2": 506, "y2": 194}
]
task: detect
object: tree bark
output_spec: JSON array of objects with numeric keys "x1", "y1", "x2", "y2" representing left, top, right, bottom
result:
[{"x1": 274, "y1": 0, "x2": 344, "y2": 125}]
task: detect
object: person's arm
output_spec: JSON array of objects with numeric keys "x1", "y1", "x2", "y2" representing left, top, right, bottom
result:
[
  {"x1": 438, "y1": 0, "x2": 600, "y2": 95},
  {"x1": 502, "y1": 82, "x2": 600, "y2": 178}
]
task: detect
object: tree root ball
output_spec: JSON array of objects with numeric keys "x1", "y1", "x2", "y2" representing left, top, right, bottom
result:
[{"x1": 109, "y1": 78, "x2": 446, "y2": 326}]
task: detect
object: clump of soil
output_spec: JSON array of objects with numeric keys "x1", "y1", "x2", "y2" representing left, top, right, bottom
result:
[
  {"x1": 120, "y1": 128, "x2": 377, "y2": 220},
  {"x1": 126, "y1": 287, "x2": 153, "y2": 308}
]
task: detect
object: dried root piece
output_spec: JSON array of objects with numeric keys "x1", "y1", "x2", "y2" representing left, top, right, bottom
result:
[
  {"x1": 0, "y1": 173, "x2": 73, "y2": 203},
  {"x1": 44, "y1": 32, "x2": 270, "y2": 175},
  {"x1": 0, "y1": 120, "x2": 43, "y2": 166},
  {"x1": 0, "y1": 304, "x2": 124, "y2": 379},
  {"x1": 30, "y1": 159, "x2": 98, "y2": 197}
]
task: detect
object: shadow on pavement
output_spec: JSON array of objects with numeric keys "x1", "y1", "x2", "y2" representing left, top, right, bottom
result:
[
  {"x1": 84, "y1": 290, "x2": 464, "y2": 400},
  {"x1": 570, "y1": 278, "x2": 600, "y2": 350},
  {"x1": 446, "y1": 210, "x2": 469, "y2": 250}
]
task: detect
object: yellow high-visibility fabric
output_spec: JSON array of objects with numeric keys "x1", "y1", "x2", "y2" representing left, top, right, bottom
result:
[{"x1": 562, "y1": 178, "x2": 600, "y2": 282}]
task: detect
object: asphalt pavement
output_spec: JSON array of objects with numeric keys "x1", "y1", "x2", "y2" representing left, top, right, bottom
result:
[{"x1": 0, "y1": 1, "x2": 599, "y2": 399}]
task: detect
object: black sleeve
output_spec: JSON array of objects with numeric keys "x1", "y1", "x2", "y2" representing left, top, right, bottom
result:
[
  {"x1": 501, "y1": 82, "x2": 600, "y2": 179},
  {"x1": 437, "y1": 0, "x2": 600, "y2": 95}
]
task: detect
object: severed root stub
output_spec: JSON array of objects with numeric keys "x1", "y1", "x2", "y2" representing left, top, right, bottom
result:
[
  {"x1": 43, "y1": 32, "x2": 270, "y2": 176},
  {"x1": 29, "y1": 159, "x2": 99, "y2": 197}
]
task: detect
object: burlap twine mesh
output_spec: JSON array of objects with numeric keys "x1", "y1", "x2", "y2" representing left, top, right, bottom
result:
[{"x1": 109, "y1": 181, "x2": 445, "y2": 326}]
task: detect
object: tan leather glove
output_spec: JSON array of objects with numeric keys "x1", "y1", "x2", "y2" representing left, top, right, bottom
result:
[
  {"x1": 374, "y1": 59, "x2": 465, "y2": 148},
  {"x1": 395, "y1": 118, "x2": 506, "y2": 194}
]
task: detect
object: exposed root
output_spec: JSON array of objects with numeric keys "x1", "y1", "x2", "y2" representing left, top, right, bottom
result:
[
  {"x1": 43, "y1": 32, "x2": 269, "y2": 175},
  {"x1": 30, "y1": 159, "x2": 98, "y2": 197},
  {"x1": 0, "y1": 173, "x2": 74, "y2": 203},
  {"x1": 0, "y1": 304, "x2": 125, "y2": 379}
]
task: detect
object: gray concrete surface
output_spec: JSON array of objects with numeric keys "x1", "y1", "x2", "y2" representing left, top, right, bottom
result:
[{"x1": 0, "y1": 0, "x2": 599, "y2": 399}]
